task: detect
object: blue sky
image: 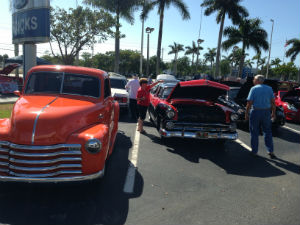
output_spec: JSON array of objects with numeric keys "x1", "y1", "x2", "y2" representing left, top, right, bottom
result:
[{"x1": 0, "y1": 0, "x2": 299, "y2": 66}]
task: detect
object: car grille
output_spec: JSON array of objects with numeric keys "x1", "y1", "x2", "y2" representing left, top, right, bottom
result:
[
  {"x1": 170, "y1": 122, "x2": 233, "y2": 132},
  {"x1": 0, "y1": 141, "x2": 82, "y2": 178},
  {"x1": 175, "y1": 104, "x2": 226, "y2": 123}
]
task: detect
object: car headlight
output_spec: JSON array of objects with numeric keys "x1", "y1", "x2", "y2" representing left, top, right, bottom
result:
[
  {"x1": 85, "y1": 138, "x2": 102, "y2": 154},
  {"x1": 287, "y1": 103, "x2": 297, "y2": 112},
  {"x1": 166, "y1": 110, "x2": 175, "y2": 119},
  {"x1": 230, "y1": 113, "x2": 239, "y2": 121}
]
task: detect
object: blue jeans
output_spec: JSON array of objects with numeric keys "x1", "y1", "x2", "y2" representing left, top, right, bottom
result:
[{"x1": 249, "y1": 109, "x2": 274, "y2": 154}]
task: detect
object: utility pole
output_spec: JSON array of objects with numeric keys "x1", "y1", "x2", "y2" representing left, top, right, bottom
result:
[
  {"x1": 266, "y1": 19, "x2": 274, "y2": 78},
  {"x1": 146, "y1": 27, "x2": 154, "y2": 77}
]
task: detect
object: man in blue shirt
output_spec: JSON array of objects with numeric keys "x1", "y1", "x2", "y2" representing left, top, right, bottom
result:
[{"x1": 245, "y1": 75, "x2": 276, "y2": 158}]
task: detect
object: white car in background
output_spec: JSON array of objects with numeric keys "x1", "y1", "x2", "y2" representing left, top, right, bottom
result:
[
  {"x1": 156, "y1": 74, "x2": 178, "y2": 83},
  {"x1": 108, "y1": 72, "x2": 129, "y2": 111}
]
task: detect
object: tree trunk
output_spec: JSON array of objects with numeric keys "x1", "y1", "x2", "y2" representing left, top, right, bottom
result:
[
  {"x1": 156, "y1": 4, "x2": 165, "y2": 75},
  {"x1": 215, "y1": 13, "x2": 225, "y2": 78},
  {"x1": 174, "y1": 53, "x2": 178, "y2": 76},
  {"x1": 238, "y1": 43, "x2": 246, "y2": 78},
  {"x1": 191, "y1": 53, "x2": 194, "y2": 66},
  {"x1": 114, "y1": 9, "x2": 120, "y2": 73}
]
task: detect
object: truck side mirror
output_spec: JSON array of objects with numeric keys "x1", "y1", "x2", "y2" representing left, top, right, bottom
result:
[{"x1": 14, "y1": 90, "x2": 21, "y2": 96}]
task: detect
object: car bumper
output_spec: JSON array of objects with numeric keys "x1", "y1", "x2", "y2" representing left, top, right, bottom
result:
[
  {"x1": 159, "y1": 128, "x2": 238, "y2": 140},
  {"x1": 0, "y1": 169, "x2": 105, "y2": 183}
]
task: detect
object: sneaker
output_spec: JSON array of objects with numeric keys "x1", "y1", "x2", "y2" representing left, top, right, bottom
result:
[{"x1": 268, "y1": 152, "x2": 277, "y2": 159}]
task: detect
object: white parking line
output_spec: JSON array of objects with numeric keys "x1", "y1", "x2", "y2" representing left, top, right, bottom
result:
[
  {"x1": 235, "y1": 139, "x2": 252, "y2": 152},
  {"x1": 283, "y1": 125, "x2": 300, "y2": 135},
  {"x1": 123, "y1": 123, "x2": 140, "y2": 193}
]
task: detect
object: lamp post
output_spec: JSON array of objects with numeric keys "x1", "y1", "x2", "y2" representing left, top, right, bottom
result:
[
  {"x1": 195, "y1": 39, "x2": 204, "y2": 73},
  {"x1": 146, "y1": 27, "x2": 154, "y2": 77},
  {"x1": 266, "y1": 19, "x2": 274, "y2": 78}
]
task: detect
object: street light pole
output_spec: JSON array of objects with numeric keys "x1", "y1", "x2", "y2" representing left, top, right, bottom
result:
[
  {"x1": 266, "y1": 19, "x2": 274, "y2": 78},
  {"x1": 146, "y1": 27, "x2": 154, "y2": 77},
  {"x1": 195, "y1": 39, "x2": 204, "y2": 73}
]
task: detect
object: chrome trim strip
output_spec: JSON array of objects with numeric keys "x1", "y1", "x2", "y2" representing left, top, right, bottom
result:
[
  {"x1": 0, "y1": 142, "x2": 81, "y2": 151},
  {"x1": 0, "y1": 169, "x2": 105, "y2": 182},
  {"x1": 10, "y1": 157, "x2": 82, "y2": 164},
  {"x1": 9, "y1": 150, "x2": 81, "y2": 157},
  {"x1": 173, "y1": 122, "x2": 230, "y2": 127},
  {"x1": 9, "y1": 164, "x2": 82, "y2": 172},
  {"x1": 0, "y1": 155, "x2": 9, "y2": 160},
  {"x1": 0, "y1": 168, "x2": 9, "y2": 173},
  {"x1": 160, "y1": 128, "x2": 238, "y2": 140},
  {"x1": 31, "y1": 97, "x2": 58, "y2": 144},
  {"x1": 0, "y1": 162, "x2": 9, "y2": 167},
  {"x1": 0, "y1": 148, "x2": 9, "y2": 153},
  {"x1": 9, "y1": 170, "x2": 82, "y2": 178}
]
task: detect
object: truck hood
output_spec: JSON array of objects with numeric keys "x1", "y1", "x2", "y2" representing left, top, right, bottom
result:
[
  {"x1": 9, "y1": 95, "x2": 103, "y2": 145},
  {"x1": 167, "y1": 79, "x2": 229, "y2": 102}
]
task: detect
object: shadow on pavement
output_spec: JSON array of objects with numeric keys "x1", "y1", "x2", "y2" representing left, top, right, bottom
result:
[
  {"x1": 0, "y1": 132, "x2": 144, "y2": 225},
  {"x1": 273, "y1": 127, "x2": 300, "y2": 144},
  {"x1": 146, "y1": 137, "x2": 294, "y2": 178}
]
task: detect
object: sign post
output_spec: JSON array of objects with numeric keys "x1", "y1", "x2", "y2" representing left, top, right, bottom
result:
[{"x1": 12, "y1": 0, "x2": 50, "y2": 80}]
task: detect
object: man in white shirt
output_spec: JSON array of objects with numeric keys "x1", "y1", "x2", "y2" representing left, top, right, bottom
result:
[{"x1": 125, "y1": 75, "x2": 140, "y2": 120}]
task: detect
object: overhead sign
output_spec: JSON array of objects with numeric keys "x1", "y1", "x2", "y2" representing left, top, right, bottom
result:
[{"x1": 12, "y1": 0, "x2": 50, "y2": 44}]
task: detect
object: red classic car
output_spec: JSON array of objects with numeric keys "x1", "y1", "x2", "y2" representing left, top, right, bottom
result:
[
  {"x1": 149, "y1": 80, "x2": 238, "y2": 142},
  {"x1": 275, "y1": 89, "x2": 300, "y2": 123},
  {"x1": 0, "y1": 65, "x2": 119, "y2": 182}
]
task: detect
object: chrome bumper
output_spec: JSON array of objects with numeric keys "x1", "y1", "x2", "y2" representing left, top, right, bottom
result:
[
  {"x1": 0, "y1": 169, "x2": 105, "y2": 183},
  {"x1": 159, "y1": 128, "x2": 238, "y2": 140}
]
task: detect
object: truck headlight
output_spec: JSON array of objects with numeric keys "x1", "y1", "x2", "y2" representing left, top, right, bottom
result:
[
  {"x1": 230, "y1": 113, "x2": 239, "y2": 121},
  {"x1": 85, "y1": 138, "x2": 102, "y2": 154}
]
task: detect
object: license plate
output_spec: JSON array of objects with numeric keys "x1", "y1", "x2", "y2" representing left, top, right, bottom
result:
[{"x1": 196, "y1": 132, "x2": 208, "y2": 138}]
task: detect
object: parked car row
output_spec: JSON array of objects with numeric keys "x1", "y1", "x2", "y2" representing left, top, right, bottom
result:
[{"x1": 0, "y1": 66, "x2": 298, "y2": 183}]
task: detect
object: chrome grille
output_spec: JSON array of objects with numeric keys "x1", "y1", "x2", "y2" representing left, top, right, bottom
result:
[
  {"x1": 0, "y1": 141, "x2": 82, "y2": 178},
  {"x1": 171, "y1": 122, "x2": 232, "y2": 132}
]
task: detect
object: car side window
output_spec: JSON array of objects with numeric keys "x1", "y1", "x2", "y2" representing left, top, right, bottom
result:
[{"x1": 104, "y1": 78, "x2": 111, "y2": 98}]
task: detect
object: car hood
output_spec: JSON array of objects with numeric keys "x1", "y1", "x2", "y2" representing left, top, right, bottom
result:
[
  {"x1": 167, "y1": 79, "x2": 229, "y2": 102},
  {"x1": 8, "y1": 95, "x2": 103, "y2": 145},
  {"x1": 282, "y1": 89, "x2": 300, "y2": 101},
  {"x1": 0, "y1": 63, "x2": 20, "y2": 75},
  {"x1": 111, "y1": 88, "x2": 128, "y2": 97},
  {"x1": 236, "y1": 78, "x2": 279, "y2": 100}
]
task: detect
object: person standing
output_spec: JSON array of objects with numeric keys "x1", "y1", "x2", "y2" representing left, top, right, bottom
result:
[
  {"x1": 125, "y1": 75, "x2": 140, "y2": 120},
  {"x1": 245, "y1": 75, "x2": 276, "y2": 158},
  {"x1": 137, "y1": 78, "x2": 162, "y2": 133}
]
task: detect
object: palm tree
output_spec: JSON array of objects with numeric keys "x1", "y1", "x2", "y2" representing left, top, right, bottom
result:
[
  {"x1": 168, "y1": 42, "x2": 184, "y2": 75},
  {"x1": 84, "y1": 0, "x2": 141, "y2": 73},
  {"x1": 201, "y1": 0, "x2": 248, "y2": 78},
  {"x1": 285, "y1": 38, "x2": 300, "y2": 81},
  {"x1": 185, "y1": 41, "x2": 203, "y2": 67},
  {"x1": 204, "y1": 47, "x2": 216, "y2": 74},
  {"x1": 222, "y1": 18, "x2": 269, "y2": 77},
  {"x1": 258, "y1": 57, "x2": 267, "y2": 71},
  {"x1": 271, "y1": 57, "x2": 281, "y2": 68},
  {"x1": 142, "y1": 0, "x2": 190, "y2": 75},
  {"x1": 252, "y1": 51, "x2": 261, "y2": 70},
  {"x1": 244, "y1": 59, "x2": 253, "y2": 68}
]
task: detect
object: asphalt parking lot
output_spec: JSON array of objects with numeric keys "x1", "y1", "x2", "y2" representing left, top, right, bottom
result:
[{"x1": 0, "y1": 113, "x2": 299, "y2": 225}]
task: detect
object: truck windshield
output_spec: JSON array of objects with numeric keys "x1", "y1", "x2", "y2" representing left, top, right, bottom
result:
[{"x1": 25, "y1": 72, "x2": 100, "y2": 98}]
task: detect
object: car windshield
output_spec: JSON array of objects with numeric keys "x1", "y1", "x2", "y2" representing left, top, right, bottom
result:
[
  {"x1": 110, "y1": 78, "x2": 126, "y2": 89},
  {"x1": 162, "y1": 87, "x2": 174, "y2": 98},
  {"x1": 25, "y1": 72, "x2": 100, "y2": 98},
  {"x1": 229, "y1": 88, "x2": 240, "y2": 99}
]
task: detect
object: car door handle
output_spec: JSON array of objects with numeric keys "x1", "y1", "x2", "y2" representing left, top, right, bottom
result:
[{"x1": 99, "y1": 114, "x2": 104, "y2": 119}]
